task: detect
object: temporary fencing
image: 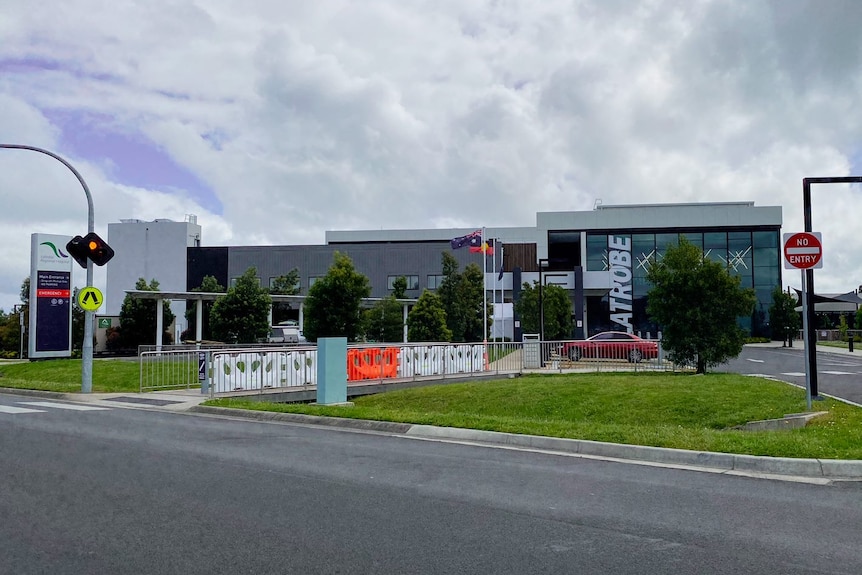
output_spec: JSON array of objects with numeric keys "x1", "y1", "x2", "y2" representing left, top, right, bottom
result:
[
  {"x1": 139, "y1": 338, "x2": 684, "y2": 396},
  {"x1": 347, "y1": 347, "x2": 399, "y2": 381}
]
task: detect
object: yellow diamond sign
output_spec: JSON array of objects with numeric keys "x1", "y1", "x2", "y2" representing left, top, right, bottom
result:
[{"x1": 77, "y1": 286, "x2": 103, "y2": 312}]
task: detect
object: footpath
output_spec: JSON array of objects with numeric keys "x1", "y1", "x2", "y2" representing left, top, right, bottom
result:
[{"x1": 2, "y1": 342, "x2": 861, "y2": 483}]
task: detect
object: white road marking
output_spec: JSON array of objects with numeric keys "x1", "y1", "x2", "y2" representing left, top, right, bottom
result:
[
  {"x1": 781, "y1": 372, "x2": 806, "y2": 377},
  {"x1": 746, "y1": 358, "x2": 765, "y2": 363},
  {"x1": 821, "y1": 371, "x2": 855, "y2": 376},
  {"x1": 0, "y1": 405, "x2": 45, "y2": 414},
  {"x1": 17, "y1": 401, "x2": 111, "y2": 411}
]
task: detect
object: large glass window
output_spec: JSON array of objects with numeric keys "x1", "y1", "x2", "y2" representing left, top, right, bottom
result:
[
  {"x1": 427, "y1": 275, "x2": 444, "y2": 290},
  {"x1": 704, "y1": 232, "x2": 726, "y2": 264},
  {"x1": 655, "y1": 233, "x2": 679, "y2": 256},
  {"x1": 586, "y1": 234, "x2": 608, "y2": 271},
  {"x1": 753, "y1": 231, "x2": 779, "y2": 269},
  {"x1": 388, "y1": 275, "x2": 419, "y2": 290}
]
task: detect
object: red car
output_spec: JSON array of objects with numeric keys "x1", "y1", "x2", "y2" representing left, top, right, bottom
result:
[{"x1": 561, "y1": 331, "x2": 659, "y2": 363}]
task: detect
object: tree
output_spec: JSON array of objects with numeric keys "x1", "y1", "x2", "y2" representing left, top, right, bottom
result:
[
  {"x1": 436, "y1": 253, "x2": 489, "y2": 342},
  {"x1": 437, "y1": 252, "x2": 465, "y2": 341},
  {"x1": 209, "y1": 267, "x2": 271, "y2": 343},
  {"x1": 119, "y1": 278, "x2": 175, "y2": 349},
  {"x1": 184, "y1": 275, "x2": 225, "y2": 341},
  {"x1": 646, "y1": 238, "x2": 756, "y2": 374},
  {"x1": 513, "y1": 281, "x2": 572, "y2": 340},
  {"x1": 407, "y1": 290, "x2": 452, "y2": 342},
  {"x1": 269, "y1": 269, "x2": 301, "y2": 325},
  {"x1": 856, "y1": 307, "x2": 862, "y2": 332},
  {"x1": 363, "y1": 296, "x2": 404, "y2": 342},
  {"x1": 460, "y1": 263, "x2": 490, "y2": 342},
  {"x1": 768, "y1": 287, "x2": 801, "y2": 347},
  {"x1": 303, "y1": 252, "x2": 371, "y2": 342},
  {"x1": 391, "y1": 276, "x2": 407, "y2": 300}
]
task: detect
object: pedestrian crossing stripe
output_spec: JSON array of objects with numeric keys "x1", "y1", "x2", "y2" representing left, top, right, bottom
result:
[
  {"x1": 821, "y1": 371, "x2": 855, "y2": 375},
  {"x1": 17, "y1": 401, "x2": 111, "y2": 411},
  {"x1": 0, "y1": 405, "x2": 44, "y2": 414},
  {"x1": 781, "y1": 372, "x2": 805, "y2": 377}
]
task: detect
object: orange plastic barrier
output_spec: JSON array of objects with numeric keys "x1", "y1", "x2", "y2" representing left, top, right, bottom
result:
[{"x1": 347, "y1": 347, "x2": 399, "y2": 381}]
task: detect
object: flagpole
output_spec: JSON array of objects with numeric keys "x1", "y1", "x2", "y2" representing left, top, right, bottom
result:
[
  {"x1": 492, "y1": 238, "x2": 497, "y2": 342},
  {"x1": 500, "y1": 242, "x2": 504, "y2": 343},
  {"x1": 482, "y1": 227, "x2": 488, "y2": 369}
]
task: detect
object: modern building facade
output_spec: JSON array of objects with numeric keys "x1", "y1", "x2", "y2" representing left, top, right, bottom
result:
[
  {"x1": 104, "y1": 202, "x2": 783, "y2": 340},
  {"x1": 105, "y1": 216, "x2": 202, "y2": 316}
]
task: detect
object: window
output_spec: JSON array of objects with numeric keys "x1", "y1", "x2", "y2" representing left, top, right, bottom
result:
[
  {"x1": 308, "y1": 276, "x2": 322, "y2": 289},
  {"x1": 228, "y1": 276, "x2": 258, "y2": 287},
  {"x1": 427, "y1": 274, "x2": 444, "y2": 290},
  {"x1": 388, "y1": 275, "x2": 419, "y2": 290}
]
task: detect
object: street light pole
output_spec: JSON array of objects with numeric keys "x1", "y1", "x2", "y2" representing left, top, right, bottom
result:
[{"x1": 0, "y1": 144, "x2": 97, "y2": 392}]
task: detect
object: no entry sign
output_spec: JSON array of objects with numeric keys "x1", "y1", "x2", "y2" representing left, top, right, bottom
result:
[{"x1": 783, "y1": 232, "x2": 823, "y2": 270}]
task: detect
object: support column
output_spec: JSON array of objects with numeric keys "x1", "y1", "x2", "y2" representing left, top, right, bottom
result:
[
  {"x1": 195, "y1": 299, "x2": 203, "y2": 347},
  {"x1": 402, "y1": 303, "x2": 409, "y2": 343},
  {"x1": 156, "y1": 298, "x2": 164, "y2": 352}
]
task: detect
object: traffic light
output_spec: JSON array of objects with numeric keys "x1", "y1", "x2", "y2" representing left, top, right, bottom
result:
[{"x1": 66, "y1": 232, "x2": 115, "y2": 268}]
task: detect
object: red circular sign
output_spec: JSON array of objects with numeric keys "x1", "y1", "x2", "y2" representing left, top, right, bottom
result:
[{"x1": 783, "y1": 232, "x2": 822, "y2": 270}]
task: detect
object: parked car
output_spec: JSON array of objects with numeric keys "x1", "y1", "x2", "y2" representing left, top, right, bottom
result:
[
  {"x1": 267, "y1": 323, "x2": 307, "y2": 344},
  {"x1": 560, "y1": 331, "x2": 658, "y2": 363}
]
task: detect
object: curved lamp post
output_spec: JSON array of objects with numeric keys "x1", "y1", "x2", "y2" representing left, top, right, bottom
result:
[{"x1": 0, "y1": 144, "x2": 97, "y2": 393}]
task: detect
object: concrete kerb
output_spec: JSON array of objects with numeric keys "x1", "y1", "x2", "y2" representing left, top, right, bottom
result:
[{"x1": 187, "y1": 405, "x2": 862, "y2": 481}]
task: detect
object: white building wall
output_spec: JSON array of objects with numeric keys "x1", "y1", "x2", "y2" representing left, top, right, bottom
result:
[{"x1": 105, "y1": 218, "x2": 201, "y2": 316}]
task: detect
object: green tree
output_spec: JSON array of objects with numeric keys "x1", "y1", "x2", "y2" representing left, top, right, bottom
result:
[
  {"x1": 0, "y1": 309, "x2": 17, "y2": 357},
  {"x1": 646, "y1": 238, "x2": 756, "y2": 374},
  {"x1": 209, "y1": 268, "x2": 271, "y2": 343},
  {"x1": 407, "y1": 290, "x2": 452, "y2": 342},
  {"x1": 856, "y1": 307, "x2": 862, "y2": 332},
  {"x1": 363, "y1": 296, "x2": 404, "y2": 342},
  {"x1": 768, "y1": 287, "x2": 801, "y2": 347},
  {"x1": 269, "y1": 269, "x2": 301, "y2": 325},
  {"x1": 460, "y1": 263, "x2": 490, "y2": 342},
  {"x1": 391, "y1": 276, "x2": 408, "y2": 300},
  {"x1": 184, "y1": 275, "x2": 225, "y2": 341},
  {"x1": 303, "y1": 252, "x2": 371, "y2": 342},
  {"x1": 437, "y1": 252, "x2": 465, "y2": 341},
  {"x1": 513, "y1": 281, "x2": 572, "y2": 340},
  {"x1": 70, "y1": 289, "x2": 85, "y2": 353},
  {"x1": 119, "y1": 278, "x2": 175, "y2": 349}
]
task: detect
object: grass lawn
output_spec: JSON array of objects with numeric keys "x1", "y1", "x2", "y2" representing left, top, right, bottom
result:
[
  {"x1": 0, "y1": 359, "x2": 142, "y2": 393},
  {"x1": 205, "y1": 372, "x2": 862, "y2": 460}
]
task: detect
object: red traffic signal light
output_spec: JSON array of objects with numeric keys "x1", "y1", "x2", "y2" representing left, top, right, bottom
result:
[{"x1": 66, "y1": 232, "x2": 115, "y2": 268}]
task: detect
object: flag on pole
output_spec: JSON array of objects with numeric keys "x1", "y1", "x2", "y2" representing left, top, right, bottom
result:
[
  {"x1": 469, "y1": 237, "x2": 494, "y2": 255},
  {"x1": 450, "y1": 230, "x2": 481, "y2": 250},
  {"x1": 497, "y1": 264, "x2": 504, "y2": 281}
]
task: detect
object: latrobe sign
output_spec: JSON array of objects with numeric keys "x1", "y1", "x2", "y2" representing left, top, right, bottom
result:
[
  {"x1": 608, "y1": 235, "x2": 633, "y2": 333},
  {"x1": 29, "y1": 233, "x2": 73, "y2": 358}
]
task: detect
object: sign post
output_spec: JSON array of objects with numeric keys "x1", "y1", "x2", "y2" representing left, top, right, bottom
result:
[{"x1": 784, "y1": 231, "x2": 823, "y2": 409}]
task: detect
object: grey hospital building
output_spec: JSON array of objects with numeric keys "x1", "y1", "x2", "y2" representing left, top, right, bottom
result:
[{"x1": 104, "y1": 201, "x2": 783, "y2": 341}]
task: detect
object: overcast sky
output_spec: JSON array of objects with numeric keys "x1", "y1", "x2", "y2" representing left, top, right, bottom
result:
[{"x1": 1, "y1": 0, "x2": 861, "y2": 312}]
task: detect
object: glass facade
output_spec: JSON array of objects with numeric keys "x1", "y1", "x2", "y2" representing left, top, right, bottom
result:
[{"x1": 580, "y1": 228, "x2": 781, "y2": 336}]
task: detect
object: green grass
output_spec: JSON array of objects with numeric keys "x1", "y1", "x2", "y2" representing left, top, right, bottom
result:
[
  {"x1": 0, "y1": 359, "x2": 144, "y2": 393},
  {"x1": 205, "y1": 372, "x2": 862, "y2": 459}
]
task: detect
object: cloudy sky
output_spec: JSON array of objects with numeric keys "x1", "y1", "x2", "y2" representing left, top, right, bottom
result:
[{"x1": 1, "y1": 0, "x2": 861, "y2": 312}]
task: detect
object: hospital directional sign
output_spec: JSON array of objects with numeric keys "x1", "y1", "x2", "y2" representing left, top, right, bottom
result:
[{"x1": 77, "y1": 286, "x2": 104, "y2": 312}]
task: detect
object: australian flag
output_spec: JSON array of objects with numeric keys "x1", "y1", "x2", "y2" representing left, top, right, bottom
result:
[{"x1": 450, "y1": 230, "x2": 482, "y2": 250}]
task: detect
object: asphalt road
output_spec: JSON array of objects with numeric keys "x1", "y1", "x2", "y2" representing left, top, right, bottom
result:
[
  {"x1": 720, "y1": 345, "x2": 862, "y2": 404},
  {"x1": 2, "y1": 393, "x2": 862, "y2": 575}
]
